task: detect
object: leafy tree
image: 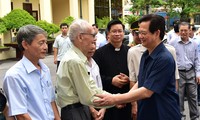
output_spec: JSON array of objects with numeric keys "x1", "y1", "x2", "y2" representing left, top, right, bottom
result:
[
  {"x1": 3, "y1": 9, "x2": 36, "y2": 31},
  {"x1": 61, "y1": 16, "x2": 75, "y2": 26},
  {"x1": 0, "y1": 18, "x2": 7, "y2": 34},
  {"x1": 96, "y1": 16, "x2": 110, "y2": 29},
  {"x1": 36, "y1": 20, "x2": 59, "y2": 38},
  {"x1": 130, "y1": 0, "x2": 200, "y2": 20},
  {"x1": 124, "y1": 15, "x2": 140, "y2": 27},
  {"x1": 131, "y1": 0, "x2": 165, "y2": 15}
]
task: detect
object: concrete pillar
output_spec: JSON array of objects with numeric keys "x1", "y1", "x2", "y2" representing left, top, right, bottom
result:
[
  {"x1": 0, "y1": 0, "x2": 12, "y2": 45},
  {"x1": 39, "y1": 0, "x2": 53, "y2": 23},
  {"x1": 69, "y1": 0, "x2": 79, "y2": 19},
  {"x1": 88, "y1": 0, "x2": 95, "y2": 24},
  {"x1": 0, "y1": 0, "x2": 11, "y2": 17}
]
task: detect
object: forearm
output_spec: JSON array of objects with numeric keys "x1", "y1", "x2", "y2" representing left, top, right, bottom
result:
[
  {"x1": 176, "y1": 79, "x2": 179, "y2": 91},
  {"x1": 53, "y1": 48, "x2": 58, "y2": 60},
  {"x1": 114, "y1": 87, "x2": 153, "y2": 104},
  {"x1": 16, "y1": 113, "x2": 32, "y2": 120},
  {"x1": 3, "y1": 106, "x2": 15, "y2": 120},
  {"x1": 51, "y1": 101, "x2": 61, "y2": 120},
  {"x1": 130, "y1": 81, "x2": 136, "y2": 89}
]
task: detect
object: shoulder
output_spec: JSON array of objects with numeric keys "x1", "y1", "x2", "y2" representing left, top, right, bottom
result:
[
  {"x1": 4, "y1": 61, "x2": 26, "y2": 84},
  {"x1": 160, "y1": 47, "x2": 174, "y2": 62},
  {"x1": 164, "y1": 44, "x2": 175, "y2": 51},
  {"x1": 129, "y1": 44, "x2": 144, "y2": 52},
  {"x1": 95, "y1": 44, "x2": 108, "y2": 53},
  {"x1": 55, "y1": 34, "x2": 62, "y2": 40}
]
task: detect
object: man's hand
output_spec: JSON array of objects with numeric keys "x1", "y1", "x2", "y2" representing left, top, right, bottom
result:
[
  {"x1": 90, "y1": 107, "x2": 99, "y2": 120},
  {"x1": 90, "y1": 107, "x2": 106, "y2": 120},
  {"x1": 131, "y1": 102, "x2": 137, "y2": 120},
  {"x1": 96, "y1": 108, "x2": 106, "y2": 120},
  {"x1": 54, "y1": 58, "x2": 57, "y2": 64},
  {"x1": 112, "y1": 74, "x2": 129, "y2": 88},
  {"x1": 94, "y1": 94, "x2": 115, "y2": 106},
  {"x1": 116, "y1": 104, "x2": 126, "y2": 109},
  {"x1": 196, "y1": 77, "x2": 200, "y2": 84}
]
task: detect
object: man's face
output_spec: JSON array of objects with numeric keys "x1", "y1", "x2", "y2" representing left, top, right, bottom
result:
[
  {"x1": 179, "y1": 25, "x2": 189, "y2": 41},
  {"x1": 61, "y1": 25, "x2": 68, "y2": 35},
  {"x1": 80, "y1": 27, "x2": 96, "y2": 57},
  {"x1": 108, "y1": 24, "x2": 124, "y2": 44},
  {"x1": 24, "y1": 34, "x2": 47, "y2": 60},
  {"x1": 132, "y1": 30, "x2": 141, "y2": 45},
  {"x1": 86, "y1": 41, "x2": 96, "y2": 59},
  {"x1": 138, "y1": 21, "x2": 156, "y2": 48}
]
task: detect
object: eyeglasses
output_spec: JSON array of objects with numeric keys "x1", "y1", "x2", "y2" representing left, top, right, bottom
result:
[
  {"x1": 132, "y1": 30, "x2": 139, "y2": 36},
  {"x1": 138, "y1": 31, "x2": 149, "y2": 36},
  {"x1": 80, "y1": 33, "x2": 96, "y2": 38}
]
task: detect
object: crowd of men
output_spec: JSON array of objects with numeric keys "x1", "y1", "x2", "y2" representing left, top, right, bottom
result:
[{"x1": 1, "y1": 14, "x2": 200, "y2": 120}]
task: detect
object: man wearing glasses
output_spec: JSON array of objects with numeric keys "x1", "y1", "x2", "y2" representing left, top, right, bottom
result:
[{"x1": 56, "y1": 19, "x2": 112, "y2": 120}]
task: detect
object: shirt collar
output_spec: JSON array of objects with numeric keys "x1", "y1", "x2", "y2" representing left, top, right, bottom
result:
[
  {"x1": 178, "y1": 37, "x2": 192, "y2": 44},
  {"x1": 86, "y1": 58, "x2": 95, "y2": 68},
  {"x1": 144, "y1": 42, "x2": 164, "y2": 59},
  {"x1": 72, "y1": 45, "x2": 87, "y2": 63},
  {"x1": 21, "y1": 56, "x2": 48, "y2": 74},
  {"x1": 108, "y1": 43, "x2": 124, "y2": 51}
]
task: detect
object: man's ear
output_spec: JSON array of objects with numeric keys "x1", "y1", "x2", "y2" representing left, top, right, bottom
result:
[
  {"x1": 78, "y1": 34, "x2": 83, "y2": 42},
  {"x1": 155, "y1": 30, "x2": 160, "y2": 38},
  {"x1": 22, "y1": 40, "x2": 28, "y2": 50}
]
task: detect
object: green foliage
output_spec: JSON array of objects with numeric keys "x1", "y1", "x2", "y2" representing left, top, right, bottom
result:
[
  {"x1": 36, "y1": 20, "x2": 59, "y2": 37},
  {"x1": 96, "y1": 16, "x2": 110, "y2": 29},
  {"x1": 3, "y1": 9, "x2": 36, "y2": 30},
  {"x1": 118, "y1": 17, "x2": 126, "y2": 25},
  {"x1": 36, "y1": 20, "x2": 59, "y2": 38},
  {"x1": 0, "y1": 18, "x2": 7, "y2": 34},
  {"x1": 131, "y1": 0, "x2": 200, "y2": 19},
  {"x1": 124, "y1": 15, "x2": 140, "y2": 26},
  {"x1": 61, "y1": 16, "x2": 75, "y2": 26}
]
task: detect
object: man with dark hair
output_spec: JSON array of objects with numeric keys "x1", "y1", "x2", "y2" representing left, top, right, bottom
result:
[
  {"x1": 53, "y1": 23, "x2": 72, "y2": 69},
  {"x1": 92, "y1": 24, "x2": 107, "y2": 49},
  {"x1": 167, "y1": 20, "x2": 180, "y2": 42},
  {"x1": 170, "y1": 22, "x2": 200, "y2": 120},
  {"x1": 93, "y1": 19, "x2": 131, "y2": 120},
  {"x1": 94, "y1": 14, "x2": 181, "y2": 120}
]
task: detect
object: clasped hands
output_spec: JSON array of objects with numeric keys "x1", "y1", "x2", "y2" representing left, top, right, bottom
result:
[{"x1": 112, "y1": 73, "x2": 130, "y2": 88}]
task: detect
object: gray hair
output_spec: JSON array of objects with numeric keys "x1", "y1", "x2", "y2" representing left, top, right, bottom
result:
[
  {"x1": 68, "y1": 19, "x2": 91, "y2": 43},
  {"x1": 17, "y1": 25, "x2": 47, "y2": 51},
  {"x1": 179, "y1": 22, "x2": 190, "y2": 29}
]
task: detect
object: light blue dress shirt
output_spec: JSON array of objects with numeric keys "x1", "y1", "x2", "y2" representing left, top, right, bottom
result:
[
  {"x1": 3, "y1": 56, "x2": 55, "y2": 120},
  {"x1": 169, "y1": 37, "x2": 200, "y2": 77}
]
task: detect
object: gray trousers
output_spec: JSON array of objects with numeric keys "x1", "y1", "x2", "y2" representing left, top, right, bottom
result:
[
  {"x1": 179, "y1": 69, "x2": 199, "y2": 120},
  {"x1": 61, "y1": 105, "x2": 91, "y2": 120}
]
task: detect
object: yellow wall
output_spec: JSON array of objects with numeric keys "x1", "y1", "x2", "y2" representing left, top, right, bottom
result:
[
  {"x1": 52, "y1": 0, "x2": 69, "y2": 25},
  {"x1": 0, "y1": 0, "x2": 96, "y2": 60},
  {"x1": 11, "y1": 0, "x2": 39, "y2": 11},
  {"x1": 82, "y1": 0, "x2": 88, "y2": 20}
]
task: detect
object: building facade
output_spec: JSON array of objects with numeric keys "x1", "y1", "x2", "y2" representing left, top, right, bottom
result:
[{"x1": 0, "y1": 0, "x2": 128, "y2": 60}]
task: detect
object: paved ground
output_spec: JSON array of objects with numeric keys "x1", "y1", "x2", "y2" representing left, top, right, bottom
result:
[{"x1": 0, "y1": 54, "x2": 196, "y2": 120}]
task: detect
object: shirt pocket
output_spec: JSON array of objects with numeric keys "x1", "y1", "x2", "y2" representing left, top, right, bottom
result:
[{"x1": 187, "y1": 48, "x2": 195, "y2": 60}]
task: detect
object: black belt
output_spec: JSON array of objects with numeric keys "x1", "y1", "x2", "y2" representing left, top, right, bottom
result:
[
  {"x1": 179, "y1": 67, "x2": 193, "y2": 72},
  {"x1": 62, "y1": 102, "x2": 83, "y2": 110}
]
